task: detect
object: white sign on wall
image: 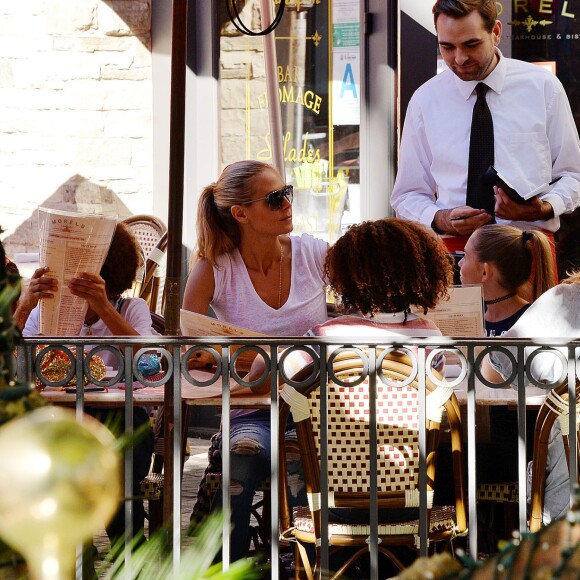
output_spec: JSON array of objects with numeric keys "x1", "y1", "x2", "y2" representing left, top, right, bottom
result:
[{"x1": 332, "y1": 0, "x2": 360, "y2": 126}]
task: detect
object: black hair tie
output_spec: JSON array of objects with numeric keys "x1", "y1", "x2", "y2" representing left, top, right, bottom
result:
[{"x1": 522, "y1": 230, "x2": 533, "y2": 242}]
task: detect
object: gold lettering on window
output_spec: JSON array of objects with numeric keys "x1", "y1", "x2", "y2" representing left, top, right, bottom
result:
[
  {"x1": 256, "y1": 87, "x2": 323, "y2": 115},
  {"x1": 277, "y1": 65, "x2": 299, "y2": 83},
  {"x1": 257, "y1": 132, "x2": 321, "y2": 163}
]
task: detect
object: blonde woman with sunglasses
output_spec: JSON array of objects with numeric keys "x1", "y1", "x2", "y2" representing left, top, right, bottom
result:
[{"x1": 183, "y1": 160, "x2": 328, "y2": 562}]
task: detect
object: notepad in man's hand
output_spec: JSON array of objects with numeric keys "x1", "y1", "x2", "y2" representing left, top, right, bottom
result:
[{"x1": 483, "y1": 165, "x2": 562, "y2": 204}]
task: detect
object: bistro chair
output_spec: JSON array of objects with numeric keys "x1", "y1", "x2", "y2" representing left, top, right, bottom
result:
[
  {"x1": 123, "y1": 214, "x2": 167, "y2": 257},
  {"x1": 139, "y1": 231, "x2": 168, "y2": 314},
  {"x1": 476, "y1": 381, "x2": 580, "y2": 539},
  {"x1": 475, "y1": 481, "x2": 519, "y2": 555},
  {"x1": 122, "y1": 214, "x2": 167, "y2": 312},
  {"x1": 140, "y1": 417, "x2": 190, "y2": 535},
  {"x1": 529, "y1": 381, "x2": 580, "y2": 532},
  {"x1": 278, "y1": 349, "x2": 467, "y2": 579}
]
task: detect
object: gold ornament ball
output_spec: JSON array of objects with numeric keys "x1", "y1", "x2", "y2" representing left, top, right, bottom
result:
[{"x1": 0, "y1": 407, "x2": 121, "y2": 579}]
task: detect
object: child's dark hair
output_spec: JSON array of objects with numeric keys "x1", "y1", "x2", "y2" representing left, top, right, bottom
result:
[
  {"x1": 100, "y1": 222, "x2": 142, "y2": 297},
  {"x1": 325, "y1": 218, "x2": 453, "y2": 316}
]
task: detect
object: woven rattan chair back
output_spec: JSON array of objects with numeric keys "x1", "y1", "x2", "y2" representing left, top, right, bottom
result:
[
  {"x1": 529, "y1": 381, "x2": 580, "y2": 532},
  {"x1": 279, "y1": 350, "x2": 466, "y2": 578},
  {"x1": 312, "y1": 369, "x2": 429, "y2": 500},
  {"x1": 139, "y1": 232, "x2": 168, "y2": 313},
  {"x1": 123, "y1": 214, "x2": 167, "y2": 259},
  {"x1": 122, "y1": 215, "x2": 167, "y2": 311},
  {"x1": 305, "y1": 353, "x2": 460, "y2": 501}
]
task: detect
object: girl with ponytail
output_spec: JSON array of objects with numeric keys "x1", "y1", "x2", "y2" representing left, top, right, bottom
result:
[{"x1": 459, "y1": 224, "x2": 555, "y2": 336}]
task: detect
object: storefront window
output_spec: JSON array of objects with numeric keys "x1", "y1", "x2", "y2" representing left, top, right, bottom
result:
[{"x1": 217, "y1": 0, "x2": 361, "y2": 242}]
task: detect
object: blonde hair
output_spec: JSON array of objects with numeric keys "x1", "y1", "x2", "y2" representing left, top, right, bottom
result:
[
  {"x1": 193, "y1": 160, "x2": 278, "y2": 267},
  {"x1": 561, "y1": 270, "x2": 580, "y2": 285},
  {"x1": 470, "y1": 225, "x2": 555, "y2": 300}
]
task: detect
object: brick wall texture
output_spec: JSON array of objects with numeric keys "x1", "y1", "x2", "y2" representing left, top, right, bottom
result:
[{"x1": 0, "y1": 1, "x2": 153, "y2": 256}]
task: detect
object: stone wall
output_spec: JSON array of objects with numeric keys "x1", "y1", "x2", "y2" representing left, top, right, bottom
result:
[
  {"x1": 220, "y1": 34, "x2": 269, "y2": 167},
  {"x1": 219, "y1": 0, "x2": 269, "y2": 167},
  {"x1": 0, "y1": 0, "x2": 152, "y2": 256}
]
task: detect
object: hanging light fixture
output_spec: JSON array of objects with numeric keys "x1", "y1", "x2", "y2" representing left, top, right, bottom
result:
[{"x1": 226, "y1": 0, "x2": 286, "y2": 35}]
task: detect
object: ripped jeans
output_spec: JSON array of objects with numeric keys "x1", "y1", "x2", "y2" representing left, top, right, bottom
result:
[{"x1": 211, "y1": 411, "x2": 305, "y2": 562}]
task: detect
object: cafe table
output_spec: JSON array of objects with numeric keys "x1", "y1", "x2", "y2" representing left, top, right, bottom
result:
[{"x1": 39, "y1": 369, "x2": 267, "y2": 407}]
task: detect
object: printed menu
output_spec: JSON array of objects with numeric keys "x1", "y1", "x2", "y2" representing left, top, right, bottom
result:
[
  {"x1": 180, "y1": 309, "x2": 264, "y2": 373},
  {"x1": 38, "y1": 208, "x2": 117, "y2": 335},
  {"x1": 413, "y1": 285, "x2": 485, "y2": 337}
]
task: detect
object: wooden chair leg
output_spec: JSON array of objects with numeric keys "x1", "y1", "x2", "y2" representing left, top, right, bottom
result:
[
  {"x1": 294, "y1": 540, "x2": 311, "y2": 580},
  {"x1": 331, "y1": 547, "x2": 368, "y2": 579}
]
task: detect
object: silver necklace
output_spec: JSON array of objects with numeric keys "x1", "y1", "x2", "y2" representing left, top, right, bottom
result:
[{"x1": 278, "y1": 244, "x2": 284, "y2": 309}]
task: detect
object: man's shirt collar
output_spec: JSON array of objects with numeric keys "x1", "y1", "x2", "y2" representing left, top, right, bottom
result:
[{"x1": 454, "y1": 48, "x2": 506, "y2": 100}]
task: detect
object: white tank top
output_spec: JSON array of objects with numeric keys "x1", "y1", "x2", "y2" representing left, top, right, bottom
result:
[{"x1": 211, "y1": 233, "x2": 328, "y2": 336}]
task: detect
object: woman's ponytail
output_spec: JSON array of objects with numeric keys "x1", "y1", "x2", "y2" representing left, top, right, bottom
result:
[
  {"x1": 527, "y1": 230, "x2": 556, "y2": 300},
  {"x1": 193, "y1": 183, "x2": 239, "y2": 268}
]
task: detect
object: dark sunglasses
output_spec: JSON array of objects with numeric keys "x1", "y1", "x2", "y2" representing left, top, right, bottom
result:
[{"x1": 239, "y1": 184, "x2": 294, "y2": 211}]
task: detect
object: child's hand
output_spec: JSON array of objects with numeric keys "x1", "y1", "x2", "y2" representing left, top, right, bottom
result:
[
  {"x1": 13, "y1": 266, "x2": 58, "y2": 330},
  {"x1": 68, "y1": 272, "x2": 109, "y2": 313},
  {"x1": 23, "y1": 266, "x2": 58, "y2": 307}
]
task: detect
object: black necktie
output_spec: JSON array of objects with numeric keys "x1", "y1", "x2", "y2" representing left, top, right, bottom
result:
[{"x1": 466, "y1": 83, "x2": 495, "y2": 218}]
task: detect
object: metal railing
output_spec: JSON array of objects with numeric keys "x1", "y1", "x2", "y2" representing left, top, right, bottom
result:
[{"x1": 17, "y1": 335, "x2": 580, "y2": 579}]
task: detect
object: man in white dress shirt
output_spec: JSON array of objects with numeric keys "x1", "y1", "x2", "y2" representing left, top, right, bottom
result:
[{"x1": 391, "y1": 0, "x2": 580, "y2": 253}]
